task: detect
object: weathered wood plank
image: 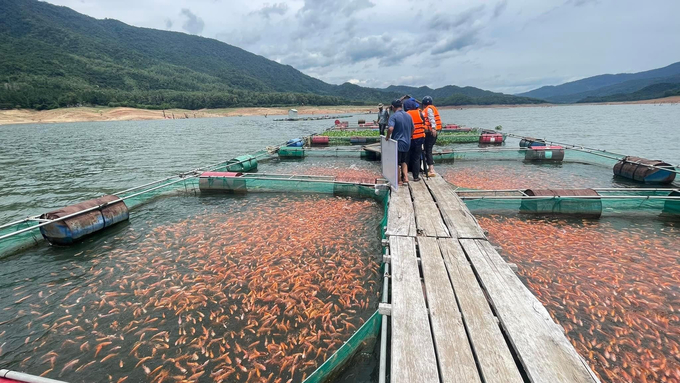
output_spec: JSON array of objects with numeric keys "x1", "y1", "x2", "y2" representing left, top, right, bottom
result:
[
  {"x1": 460, "y1": 239, "x2": 600, "y2": 383},
  {"x1": 417, "y1": 237, "x2": 481, "y2": 383},
  {"x1": 386, "y1": 186, "x2": 416, "y2": 237},
  {"x1": 409, "y1": 181, "x2": 450, "y2": 237},
  {"x1": 390, "y1": 236, "x2": 439, "y2": 383},
  {"x1": 438, "y1": 238, "x2": 524, "y2": 383},
  {"x1": 424, "y1": 177, "x2": 485, "y2": 239}
]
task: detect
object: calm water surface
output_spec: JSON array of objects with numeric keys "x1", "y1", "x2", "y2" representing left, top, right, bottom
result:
[{"x1": 0, "y1": 104, "x2": 678, "y2": 222}]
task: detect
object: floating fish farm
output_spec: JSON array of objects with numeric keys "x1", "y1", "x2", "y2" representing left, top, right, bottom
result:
[{"x1": 0, "y1": 121, "x2": 678, "y2": 383}]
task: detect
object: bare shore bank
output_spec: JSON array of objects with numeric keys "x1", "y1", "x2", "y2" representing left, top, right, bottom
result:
[
  {"x1": 0, "y1": 106, "x2": 371, "y2": 126},
  {"x1": 1, "y1": 97, "x2": 678, "y2": 126}
]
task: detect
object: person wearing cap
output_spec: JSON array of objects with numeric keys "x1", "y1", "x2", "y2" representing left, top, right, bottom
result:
[
  {"x1": 385, "y1": 99, "x2": 413, "y2": 185},
  {"x1": 421, "y1": 96, "x2": 441, "y2": 177},
  {"x1": 403, "y1": 98, "x2": 425, "y2": 182},
  {"x1": 377, "y1": 103, "x2": 389, "y2": 135}
]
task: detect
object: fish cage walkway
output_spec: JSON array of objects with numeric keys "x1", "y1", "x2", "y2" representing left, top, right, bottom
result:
[{"x1": 385, "y1": 176, "x2": 600, "y2": 383}]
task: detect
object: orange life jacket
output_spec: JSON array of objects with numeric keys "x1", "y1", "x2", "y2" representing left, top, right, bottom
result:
[
  {"x1": 422, "y1": 105, "x2": 442, "y2": 131},
  {"x1": 407, "y1": 109, "x2": 426, "y2": 139}
]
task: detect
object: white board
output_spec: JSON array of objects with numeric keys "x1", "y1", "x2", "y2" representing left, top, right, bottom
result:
[{"x1": 381, "y1": 136, "x2": 399, "y2": 190}]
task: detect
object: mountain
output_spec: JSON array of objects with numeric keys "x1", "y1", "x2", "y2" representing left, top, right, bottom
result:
[
  {"x1": 0, "y1": 0, "x2": 543, "y2": 110},
  {"x1": 379, "y1": 85, "x2": 544, "y2": 106},
  {"x1": 578, "y1": 83, "x2": 680, "y2": 103},
  {"x1": 518, "y1": 62, "x2": 680, "y2": 103}
]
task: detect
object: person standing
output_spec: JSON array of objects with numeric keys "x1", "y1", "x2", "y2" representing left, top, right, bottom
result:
[
  {"x1": 421, "y1": 96, "x2": 441, "y2": 177},
  {"x1": 377, "y1": 103, "x2": 389, "y2": 135},
  {"x1": 403, "y1": 98, "x2": 425, "y2": 182},
  {"x1": 385, "y1": 99, "x2": 413, "y2": 185}
]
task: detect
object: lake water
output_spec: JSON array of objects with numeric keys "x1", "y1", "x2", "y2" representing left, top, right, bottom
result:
[{"x1": 0, "y1": 103, "x2": 677, "y2": 223}]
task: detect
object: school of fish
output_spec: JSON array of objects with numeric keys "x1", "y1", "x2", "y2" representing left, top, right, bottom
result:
[
  {"x1": 0, "y1": 194, "x2": 383, "y2": 383},
  {"x1": 261, "y1": 159, "x2": 381, "y2": 181},
  {"x1": 439, "y1": 162, "x2": 615, "y2": 190},
  {"x1": 477, "y1": 215, "x2": 680, "y2": 383}
]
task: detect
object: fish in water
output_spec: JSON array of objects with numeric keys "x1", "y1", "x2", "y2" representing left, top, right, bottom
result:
[
  {"x1": 478, "y1": 215, "x2": 680, "y2": 383},
  {"x1": 0, "y1": 194, "x2": 383, "y2": 383}
]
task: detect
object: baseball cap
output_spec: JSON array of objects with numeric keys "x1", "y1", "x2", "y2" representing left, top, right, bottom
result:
[{"x1": 391, "y1": 99, "x2": 402, "y2": 108}]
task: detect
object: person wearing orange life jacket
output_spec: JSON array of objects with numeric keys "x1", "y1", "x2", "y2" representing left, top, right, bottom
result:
[
  {"x1": 421, "y1": 96, "x2": 441, "y2": 177},
  {"x1": 403, "y1": 98, "x2": 425, "y2": 182}
]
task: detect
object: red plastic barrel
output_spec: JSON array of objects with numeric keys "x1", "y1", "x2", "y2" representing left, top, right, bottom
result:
[
  {"x1": 524, "y1": 146, "x2": 565, "y2": 161},
  {"x1": 445, "y1": 124, "x2": 459, "y2": 129},
  {"x1": 479, "y1": 133, "x2": 504, "y2": 144},
  {"x1": 311, "y1": 136, "x2": 330, "y2": 146}
]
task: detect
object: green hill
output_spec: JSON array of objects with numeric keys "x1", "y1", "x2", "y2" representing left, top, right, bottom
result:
[
  {"x1": 0, "y1": 0, "x2": 543, "y2": 110},
  {"x1": 577, "y1": 83, "x2": 680, "y2": 103},
  {"x1": 379, "y1": 85, "x2": 543, "y2": 106},
  {"x1": 517, "y1": 62, "x2": 680, "y2": 103}
]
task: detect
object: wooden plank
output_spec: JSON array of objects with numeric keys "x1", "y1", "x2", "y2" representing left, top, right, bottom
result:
[
  {"x1": 386, "y1": 186, "x2": 416, "y2": 237},
  {"x1": 417, "y1": 237, "x2": 481, "y2": 383},
  {"x1": 460, "y1": 239, "x2": 600, "y2": 383},
  {"x1": 438, "y1": 238, "x2": 524, "y2": 383},
  {"x1": 390, "y1": 236, "x2": 439, "y2": 383},
  {"x1": 409, "y1": 181, "x2": 450, "y2": 237},
  {"x1": 424, "y1": 177, "x2": 486, "y2": 239}
]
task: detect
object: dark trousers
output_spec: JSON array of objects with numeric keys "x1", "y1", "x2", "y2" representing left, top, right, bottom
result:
[
  {"x1": 408, "y1": 138, "x2": 424, "y2": 180},
  {"x1": 379, "y1": 123, "x2": 387, "y2": 136},
  {"x1": 424, "y1": 132, "x2": 437, "y2": 166}
]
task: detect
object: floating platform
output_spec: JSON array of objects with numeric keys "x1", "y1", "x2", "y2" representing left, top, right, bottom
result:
[{"x1": 384, "y1": 176, "x2": 600, "y2": 383}]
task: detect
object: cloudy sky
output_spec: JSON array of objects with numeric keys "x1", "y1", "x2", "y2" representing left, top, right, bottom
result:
[{"x1": 44, "y1": 0, "x2": 680, "y2": 94}]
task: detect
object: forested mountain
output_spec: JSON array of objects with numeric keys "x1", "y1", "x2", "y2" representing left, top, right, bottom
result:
[
  {"x1": 0, "y1": 0, "x2": 543, "y2": 110},
  {"x1": 578, "y1": 83, "x2": 680, "y2": 103},
  {"x1": 518, "y1": 62, "x2": 680, "y2": 103},
  {"x1": 379, "y1": 85, "x2": 543, "y2": 106}
]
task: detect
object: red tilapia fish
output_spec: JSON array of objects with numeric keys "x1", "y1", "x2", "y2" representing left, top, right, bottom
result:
[
  {"x1": 0, "y1": 194, "x2": 383, "y2": 383},
  {"x1": 439, "y1": 163, "x2": 606, "y2": 190},
  {"x1": 477, "y1": 215, "x2": 680, "y2": 383}
]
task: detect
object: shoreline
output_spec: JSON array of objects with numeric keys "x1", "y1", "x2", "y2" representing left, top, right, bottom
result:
[{"x1": 1, "y1": 96, "x2": 678, "y2": 126}]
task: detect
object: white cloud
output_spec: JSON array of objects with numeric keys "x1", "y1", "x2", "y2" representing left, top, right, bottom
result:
[{"x1": 41, "y1": 0, "x2": 680, "y2": 94}]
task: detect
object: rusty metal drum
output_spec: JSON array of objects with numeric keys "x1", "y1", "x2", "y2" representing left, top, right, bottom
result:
[
  {"x1": 39, "y1": 195, "x2": 129, "y2": 245},
  {"x1": 613, "y1": 156, "x2": 676, "y2": 184}
]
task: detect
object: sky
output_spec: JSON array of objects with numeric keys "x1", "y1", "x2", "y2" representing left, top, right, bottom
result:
[{"x1": 43, "y1": 0, "x2": 680, "y2": 94}]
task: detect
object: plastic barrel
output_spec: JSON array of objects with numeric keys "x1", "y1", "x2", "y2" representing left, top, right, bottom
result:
[
  {"x1": 519, "y1": 138, "x2": 546, "y2": 148},
  {"x1": 479, "y1": 133, "x2": 504, "y2": 144},
  {"x1": 350, "y1": 137, "x2": 367, "y2": 145},
  {"x1": 311, "y1": 136, "x2": 330, "y2": 146},
  {"x1": 520, "y1": 189, "x2": 602, "y2": 218},
  {"x1": 524, "y1": 146, "x2": 565, "y2": 162},
  {"x1": 227, "y1": 155, "x2": 258, "y2": 172},
  {"x1": 279, "y1": 147, "x2": 305, "y2": 158},
  {"x1": 199, "y1": 172, "x2": 246, "y2": 193},
  {"x1": 613, "y1": 156, "x2": 676, "y2": 184},
  {"x1": 39, "y1": 195, "x2": 129, "y2": 245},
  {"x1": 286, "y1": 138, "x2": 304, "y2": 147}
]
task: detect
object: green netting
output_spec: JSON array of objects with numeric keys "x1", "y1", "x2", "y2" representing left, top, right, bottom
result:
[
  {"x1": 303, "y1": 310, "x2": 382, "y2": 383},
  {"x1": 279, "y1": 147, "x2": 369, "y2": 158},
  {"x1": 462, "y1": 193, "x2": 680, "y2": 218}
]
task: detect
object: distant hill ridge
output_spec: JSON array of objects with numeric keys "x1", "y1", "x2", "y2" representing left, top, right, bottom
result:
[
  {"x1": 0, "y1": 0, "x2": 543, "y2": 110},
  {"x1": 518, "y1": 62, "x2": 680, "y2": 103}
]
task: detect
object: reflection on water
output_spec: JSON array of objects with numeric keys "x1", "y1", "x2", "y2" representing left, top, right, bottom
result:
[
  {"x1": 478, "y1": 215, "x2": 680, "y2": 383},
  {"x1": 0, "y1": 193, "x2": 382, "y2": 382}
]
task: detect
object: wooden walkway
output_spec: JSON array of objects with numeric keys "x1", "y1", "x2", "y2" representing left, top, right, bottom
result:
[{"x1": 386, "y1": 177, "x2": 600, "y2": 383}]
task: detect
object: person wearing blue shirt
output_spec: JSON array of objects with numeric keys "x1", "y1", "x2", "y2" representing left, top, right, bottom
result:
[{"x1": 385, "y1": 99, "x2": 413, "y2": 185}]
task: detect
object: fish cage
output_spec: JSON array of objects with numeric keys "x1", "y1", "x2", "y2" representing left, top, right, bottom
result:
[
  {"x1": 457, "y1": 188, "x2": 680, "y2": 219},
  {"x1": 0, "y1": 139, "x2": 394, "y2": 383}
]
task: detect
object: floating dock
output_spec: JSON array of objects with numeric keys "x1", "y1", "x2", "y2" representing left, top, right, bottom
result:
[{"x1": 384, "y1": 176, "x2": 600, "y2": 383}]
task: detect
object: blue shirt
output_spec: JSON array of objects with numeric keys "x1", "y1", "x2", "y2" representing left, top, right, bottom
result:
[{"x1": 388, "y1": 110, "x2": 413, "y2": 152}]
